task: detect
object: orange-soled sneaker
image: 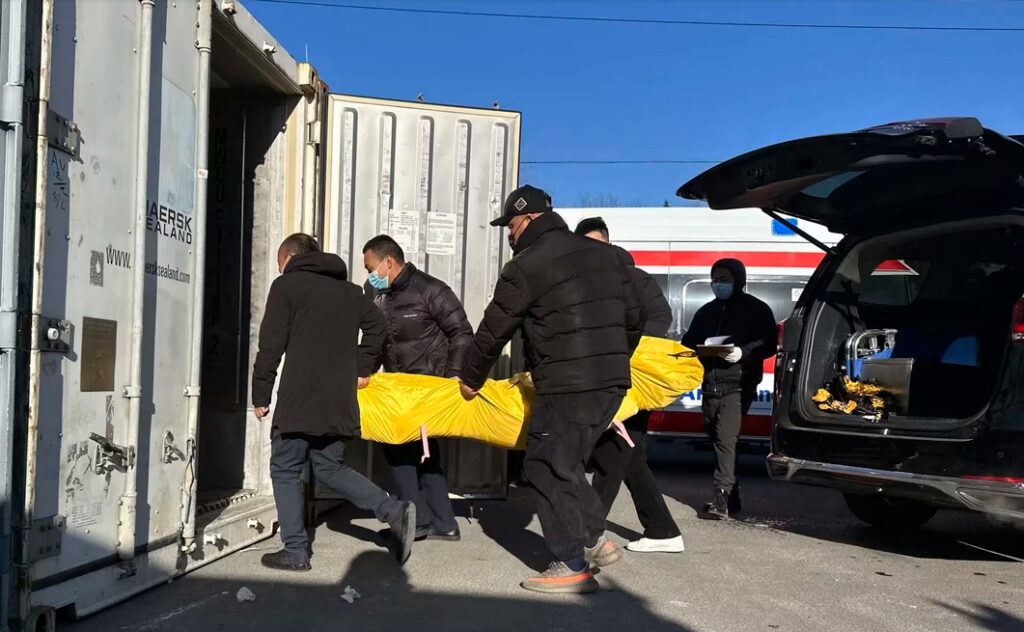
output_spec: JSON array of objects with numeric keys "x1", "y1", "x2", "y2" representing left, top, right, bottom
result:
[
  {"x1": 520, "y1": 562, "x2": 599, "y2": 595},
  {"x1": 584, "y1": 536, "x2": 623, "y2": 568}
]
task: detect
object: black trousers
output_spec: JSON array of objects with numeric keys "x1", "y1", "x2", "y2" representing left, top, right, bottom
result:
[
  {"x1": 702, "y1": 389, "x2": 755, "y2": 494},
  {"x1": 381, "y1": 439, "x2": 458, "y2": 532},
  {"x1": 589, "y1": 411, "x2": 681, "y2": 540},
  {"x1": 523, "y1": 388, "x2": 624, "y2": 563},
  {"x1": 270, "y1": 432, "x2": 401, "y2": 561}
]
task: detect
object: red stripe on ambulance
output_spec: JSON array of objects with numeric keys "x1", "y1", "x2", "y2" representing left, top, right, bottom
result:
[{"x1": 630, "y1": 250, "x2": 825, "y2": 269}]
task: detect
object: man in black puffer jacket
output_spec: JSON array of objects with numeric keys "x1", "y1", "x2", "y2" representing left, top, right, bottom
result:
[
  {"x1": 252, "y1": 234, "x2": 416, "y2": 572},
  {"x1": 681, "y1": 258, "x2": 777, "y2": 520},
  {"x1": 575, "y1": 218, "x2": 684, "y2": 556},
  {"x1": 459, "y1": 185, "x2": 642, "y2": 595},
  {"x1": 362, "y1": 234, "x2": 472, "y2": 542}
]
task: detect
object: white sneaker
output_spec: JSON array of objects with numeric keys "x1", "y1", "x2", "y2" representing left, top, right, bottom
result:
[{"x1": 626, "y1": 536, "x2": 685, "y2": 553}]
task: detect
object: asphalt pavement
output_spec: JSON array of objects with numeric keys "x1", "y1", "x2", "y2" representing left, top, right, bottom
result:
[{"x1": 66, "y1": 443, "x2": 1024, "y2": 632}]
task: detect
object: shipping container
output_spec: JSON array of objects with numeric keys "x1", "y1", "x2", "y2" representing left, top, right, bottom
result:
[
  {"x1": 318, "y1": 95, "x2": 521, "y2": 502},
  {"x1": 0, "y1": 1, "x2": 521, "y2": 628}
]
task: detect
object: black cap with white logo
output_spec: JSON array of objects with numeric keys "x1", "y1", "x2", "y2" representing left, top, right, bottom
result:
[{"x1": 490, "y1": 185, "x2": 553, "y2": 227}]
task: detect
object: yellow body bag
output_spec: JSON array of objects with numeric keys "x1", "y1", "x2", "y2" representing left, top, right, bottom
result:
[{"x1": 358, "y1": 336, "x2": 703, "y2": 450}]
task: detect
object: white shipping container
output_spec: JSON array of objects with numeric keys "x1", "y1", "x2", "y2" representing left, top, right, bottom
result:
[
  {"x1": 0, "y1": 0, "x2": 521, "y2": 627},
  {"x1": 319, "y1": 96, "x2": 521, "y2": 501}
]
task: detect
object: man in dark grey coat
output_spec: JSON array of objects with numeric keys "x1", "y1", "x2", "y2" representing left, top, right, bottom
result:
[
  {"x1": 362, "y1": 234, "x2": 473, "y2": 542},
  {"x1": 252, "y1": 233, "x2": 415, "y2": 571}
]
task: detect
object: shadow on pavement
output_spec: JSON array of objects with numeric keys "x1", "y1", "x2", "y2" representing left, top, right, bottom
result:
[
  {"x1": 648, "y1": 441, "x2": 1024, "y2": 564},
  {"x1": 475, "y1": 486, "x2": 551, "y2": 572},
  {"x1": 67, "y1": 550, "x2": 695, "y2": 632},
  {"x1": 935, "y1": 601, "x2": 1024, "y2": 632}
]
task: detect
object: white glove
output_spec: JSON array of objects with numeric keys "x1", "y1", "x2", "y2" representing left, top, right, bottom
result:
[{"x1": 723, "y1": 347, "x2": 743, "y2": 364}]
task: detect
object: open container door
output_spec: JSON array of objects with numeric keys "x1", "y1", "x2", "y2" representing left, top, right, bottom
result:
[
  {"x1": 321, "y1": 95, "x2": 521, "y2": 499},
  {"x1": 18, "y1": 0, "x2": 322, "y2": 622},
  {"x1": 0, "y1": 0, "x2": 29, "y2": 627}
]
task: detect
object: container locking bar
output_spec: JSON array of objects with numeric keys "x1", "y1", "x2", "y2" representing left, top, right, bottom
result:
[{"x1": 89, "y1": 433, "x2": 134, "y2": 473}]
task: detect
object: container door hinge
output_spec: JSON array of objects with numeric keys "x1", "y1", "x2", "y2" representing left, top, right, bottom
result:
[
  {"x1": 90, "y1": 433, "x2": 135, "y2": 473},
  {"x1": 1, "y1": 82, "x2": 24, "y2": 129},
  {"x1": 40, "y1": 317, "x2": 73, "y2": 354},
  {"x1": 306, "y1": 120, "x2": 321, "y2": 146},
  {"x1": 28, "y1": 515, "x2": 66, "y2": 563},
  {"x1": 0, "y1": 310, "x2": 23, "y2": 352},
  {"x1": 46, "y1": 109, "x2": 81, "y2": 158}
]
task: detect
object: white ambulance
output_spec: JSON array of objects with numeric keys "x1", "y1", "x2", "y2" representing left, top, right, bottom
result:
[{"x1": 556, "y1": 207, "x2": 843, "y2": 444}]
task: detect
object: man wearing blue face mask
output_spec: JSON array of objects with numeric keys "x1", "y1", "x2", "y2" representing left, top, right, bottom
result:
[
  {"x1": 681, "y1": 258, "x2": 777, "y2": 520},
  {"x1": 362, "y1": 235, "x2": 472, "y2": 541}
]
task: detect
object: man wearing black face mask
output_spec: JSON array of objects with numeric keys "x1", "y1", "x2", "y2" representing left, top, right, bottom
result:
[
  {"x1": 681, "y1": 258, "x2": 777, "y2": 520},
  {"x1": 458, "y1": 185, "x2": 643, "y2": 594}
]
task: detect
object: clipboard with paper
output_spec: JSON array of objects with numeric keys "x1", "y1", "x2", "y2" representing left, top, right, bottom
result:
[{"x1": 696, "y1": 335, "x2": 736, "y2": 358}]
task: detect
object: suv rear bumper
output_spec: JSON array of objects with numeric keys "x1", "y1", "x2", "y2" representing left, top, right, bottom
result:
[{"x1": 767, "y1": 454, "x2": 1024, "y2": 520}]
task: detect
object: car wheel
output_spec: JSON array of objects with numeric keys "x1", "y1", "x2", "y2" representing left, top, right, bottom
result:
[{"x1": 842, "y1": 492, "x2": 938, "y2": 529}]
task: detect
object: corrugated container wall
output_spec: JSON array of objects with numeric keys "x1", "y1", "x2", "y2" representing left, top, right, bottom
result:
[{"x1": 322, "y1": 96, "x2": 521, "y2": 497}]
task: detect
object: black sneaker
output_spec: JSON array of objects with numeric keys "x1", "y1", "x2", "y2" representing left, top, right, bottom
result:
[
  {"x1": 260, "y1": 549, "x2": 311, "y2": 572},
  {"x1": 415, "y1": 526, "x2": 461, "y2": 542},
  {"x1": 703, "y1": 488, "x2": 730, "y2": 520},
  {"x1": 388, "y1": 501, "x2": 416, "y2": 564},
  {"x1": 728, "y1": 485, "x2": 742, "y2": 515}
]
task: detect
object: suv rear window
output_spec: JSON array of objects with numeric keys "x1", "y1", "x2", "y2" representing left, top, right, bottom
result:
[
  {"x1": 860, "y1": 261, "x2": 929, "y2": 306},
  {"x1": 836, "y1": 230, "x2": 1024, "y2": 307}
]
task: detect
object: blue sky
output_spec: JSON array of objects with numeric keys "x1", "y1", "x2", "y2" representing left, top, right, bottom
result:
[{"x1": 247, "y1": 0, "x2": 1024, "y2": 207}]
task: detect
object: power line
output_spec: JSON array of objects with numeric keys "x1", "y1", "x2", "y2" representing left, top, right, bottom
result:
[
  {"x1": 249, "y1": 0, "x2": 1024, "y2": 32},
  {"x1": 522, "y1": 160, "x2": 719, "y2": 165}
]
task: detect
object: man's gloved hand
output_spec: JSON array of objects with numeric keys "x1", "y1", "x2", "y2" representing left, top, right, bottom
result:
[{"x1": 723, "y1": 347, "x2": 743, "y2": 364}]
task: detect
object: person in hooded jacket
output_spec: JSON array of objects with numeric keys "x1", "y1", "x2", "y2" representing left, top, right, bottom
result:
[
  {"x1": 575, "y1": 217, "x2": 685, "y2": 554},
  {"x1": 362, "y1": 234, "x2": 472, "y2": 542},
  {"x1": 252, "y1": 233, "x2": 416, "y2": 571},
  {"x1": 459, "y1": 185, "x2": 643, "y2": 595},
  {"x1": 681, "y1": 258, "x2": 777, "y2": 519}
]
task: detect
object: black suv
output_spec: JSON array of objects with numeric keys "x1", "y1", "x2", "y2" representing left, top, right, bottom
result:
[{"x1": 679, "y1": 118, "x2": 1024, "y2": 528}]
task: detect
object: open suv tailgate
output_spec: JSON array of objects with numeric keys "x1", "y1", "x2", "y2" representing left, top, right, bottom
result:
[{"x1": 677, "y1": 118, "x2": 1024, "y2": 234}]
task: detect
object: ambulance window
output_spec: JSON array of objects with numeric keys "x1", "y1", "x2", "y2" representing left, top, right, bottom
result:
[{"x1": 860, "y1": 261, "x2": 928, "y2": 306}]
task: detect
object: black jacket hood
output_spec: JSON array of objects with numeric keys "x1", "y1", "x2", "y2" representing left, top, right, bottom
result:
[
  {"x1": 712, "y1": 258, "x2": 747, "y2": 292},
  {"x1": 285, "y1": 252, "x2": 349, "y2": 281}
]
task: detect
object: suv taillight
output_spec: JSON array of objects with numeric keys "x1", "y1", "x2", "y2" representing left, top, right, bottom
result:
[
  {"x1": 1013, "y1": 300, "x2": 1024, "y2": 343},
  {"x1": 777, "y1": 319, "x2": 786, "y2": 351}
]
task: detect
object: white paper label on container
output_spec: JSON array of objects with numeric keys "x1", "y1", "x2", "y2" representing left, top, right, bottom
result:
[
  {"x1": 426, "y1": 211, "x2": 458, "y2": 256},
  {"x1": 70, "y1": 498, "x2": 103, "y2": 529},
  {"x1": 390, "y1": 210, "x2": 420, "y2": 254}
]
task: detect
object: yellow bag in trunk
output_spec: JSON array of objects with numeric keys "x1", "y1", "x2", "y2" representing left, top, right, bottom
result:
[{"x1": 358, "y1": 336, "x2": 703, "y2": 450}]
